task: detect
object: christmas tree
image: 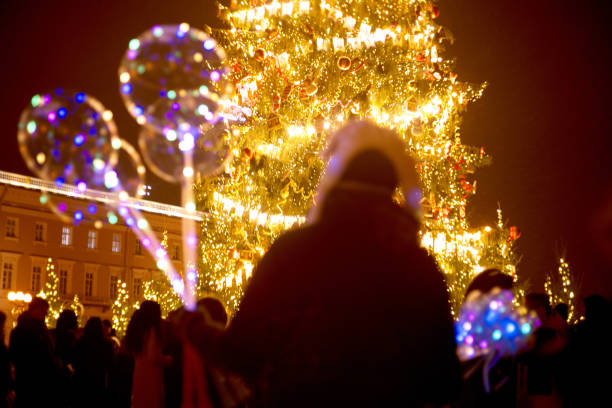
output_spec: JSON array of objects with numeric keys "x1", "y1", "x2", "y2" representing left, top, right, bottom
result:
[
  {"x1": 196, "y1": 0, "x2": 520, "y2": 313},
  {"x1": 143, "y1": 229, "x2": 183, "y2": 318},
  {"x1": 545, "y1": 257, "x2": 580, "y2": 323},
  {"x1": 40, "y1": 257, "x2": 62, "y2": 327},
  {"x1": 112, "y1": 280, "x2": 131, "y2": 337}
]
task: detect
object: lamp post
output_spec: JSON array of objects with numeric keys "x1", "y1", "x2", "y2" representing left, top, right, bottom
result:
[{"x1": 6, "y1": 291, "x2": 33, "y2": 327}]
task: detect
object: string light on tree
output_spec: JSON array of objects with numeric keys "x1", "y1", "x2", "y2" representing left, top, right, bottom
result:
[
  {"x1": 194, "y1": 0, "x2": 521, "y2": 313},
  {"x1": 111, "y1": 280, "x2": 131, "y2": 337},
  {"x1": 39, "y1": 258, "x2": 61, "y2": 328},
  {"x1": 545, "y1": 257, "x2": 580, "y2": 323},
  {"x1": 143, "y1": 229, "x2": 183, "y2": 318}
]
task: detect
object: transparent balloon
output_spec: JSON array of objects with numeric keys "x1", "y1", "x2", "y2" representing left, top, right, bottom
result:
[
  {"x1": 17, "y1": 89, "x2": 119, "y2": 188},
  {"x1": 36, "y1": 139, "x2": 145, "y2": 229},
  {"x1": 118, "y1": 23, "x2": 230, "y2": 127},
  {"x1": 139, "y1": 118, "x2": 232, "y2": 183},
  {"x1": 455, "y1": 288, "x2": 541, "y2": 361}
]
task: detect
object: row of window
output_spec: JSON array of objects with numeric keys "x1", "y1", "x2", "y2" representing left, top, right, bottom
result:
[
  {"x1": 6, "y1": 218, "x2": 180, "y2": 258},
  {"x1": 2, "y1": 261, "x2": 144, "y2": 300}
]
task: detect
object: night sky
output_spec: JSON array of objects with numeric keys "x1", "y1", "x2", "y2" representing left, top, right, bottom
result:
[{"x1": 1, "y1": 0, "x2": 610, "y2": 304}]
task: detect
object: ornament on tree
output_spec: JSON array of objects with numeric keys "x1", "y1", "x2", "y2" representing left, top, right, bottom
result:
[
  {"x1": 253, "y1": 48, "x2": 266, "y2": 62},
  {"x1": 281, "y1": 84, "x2": 293, "y2": 100},
  {"x1": 351, "y1": 58, "x2": 366, "y2": 73},
  {"x1": 408, "y1": 97, "x2": 418, "y2": 112},
  {"x1": 509, "y1": 226, "x2": 521, "y2": 240},
  {"x1": 266, "y1": 29, "x2": 280, "y2": 40},
  {"x1": 272, "y1": 93, "x2": 281, "y2": 111},
  {"x1": 431, "y1": 6, "x2": 440, "y2": 19},
  {"x1": 337, "y1": 56, "x2": 352, "y2": 71},
  {"x1": 301, "y1": 79, "x2": 318, "y2": 96},
  {"x1": 411, "y1": 118, "x2": 423, "y2": 136},
  {"x1": 267, "y1": 112, "x2": 281, "y2": 129}
]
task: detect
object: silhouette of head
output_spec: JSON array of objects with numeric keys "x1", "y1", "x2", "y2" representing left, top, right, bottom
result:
[
  {"x1": 102, "y1": 319, "x2": 112, "y2": 336},
  {"x1": 339, "y1": 149, "x2": 399, "y2": 194},
  {"x1": 197, "y1": 297, "x2": 228, "y2": 327},
  {"x1": 526, "y1": 293, "x2": 551, "y2": 321},
  {"x1": 125, "y1": 300, "x2": 162, "y2": 354},
  {"x1": 28, "y1": 297, "x2": 49, "y2": 322},
  {"x1": 84, "y1": 317, "x2": 104, "y2": 339},
  {"x1": 465, "y1": 269, "x2": 513, "y2": 298},
  {"x1": 57, "y1": 309, "x2": 78, "y2": 332}
]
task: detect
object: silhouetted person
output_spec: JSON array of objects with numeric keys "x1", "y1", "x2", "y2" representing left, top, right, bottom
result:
[
  {"x1": 0, "y1": 311, "x2": 13, "y2": 408},
  {"x1": 9, "y1": 297, "x2": 58, "y2": 407},
  {"x1": 73, "y1": 317, "x2": 113, "y2": 407},
  {"x1": 459, "y1": 270, "x2": 519, "y2": 408},
  {"x1": 189, "y1": 121, "x2": 460, "y2": 407},
  {"x1": 53, "y1": 309, "x2": 78, "y2": 407},
  {"x1": 107, "y1": 338, "x2": 134, "y2": 408},
  {"x1": 54, "y1": 309, "x2": 78, "y2": 367},
  {"x1": 566, "y1": 295, "x2": 612, "y2": 406},
  {"x1": 126, "y1": 301, "x2": 168, "y2": 408},
  {"x1": 521, "y1": 293, "x2": 565, "y2": 407}
]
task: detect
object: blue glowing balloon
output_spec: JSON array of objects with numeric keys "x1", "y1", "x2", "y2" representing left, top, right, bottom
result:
[
  {"x1": 118, "y1": 24, "x2": 231, "y2": 128},
  {"x1": 17, "y1": 89, "x2": 119, "y2": 188},
  {"x1": 138, "y1": 117, "x2": 232, "y2": 183},
  {"x1": 455, "y1": 288, "x2": 541, "y2": 361}
]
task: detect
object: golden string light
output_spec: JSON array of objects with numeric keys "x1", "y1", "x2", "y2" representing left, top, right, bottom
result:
[{"x1": 196, "y1": 0, "x2": 520, "y2": 313}]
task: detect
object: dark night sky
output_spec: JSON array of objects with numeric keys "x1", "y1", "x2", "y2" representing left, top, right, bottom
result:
[{"x1": 1, "y1": 1, "x2": 610, "y2": 302}]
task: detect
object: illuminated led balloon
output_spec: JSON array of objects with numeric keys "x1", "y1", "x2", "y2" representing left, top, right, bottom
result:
[
  {"x1": 138, "y1": 119, "x2": 232, "y2": 183},
  {"x1": 143, "y1": 91, "x2": 221, "y2": 135},
  {"x1": 17, "y1": 89, "x2": 119, "y2": 188},
  {"x1": 455, "y1": 288, "x2": 541, "y2": 361},
  {"x1": 118, "y1": 23, "x2": 229, "y2": 126},
  {"x1": 103, "y1": 138, "x2": 147, "y2": 197}
]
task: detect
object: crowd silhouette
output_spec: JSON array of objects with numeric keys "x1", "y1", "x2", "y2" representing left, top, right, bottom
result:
[{"x1": 1, "y1": 122, "x2": 611, "y2": 407}]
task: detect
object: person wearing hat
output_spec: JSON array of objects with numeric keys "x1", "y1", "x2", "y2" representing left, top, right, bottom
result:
[{"x1": 188, "y1": 121, "x2": 460, "y2": 407}]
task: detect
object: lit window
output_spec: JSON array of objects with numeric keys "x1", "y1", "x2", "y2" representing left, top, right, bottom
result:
[
  {"x1": 61, "y1": 226, "x2": 72, "y2": 246},
  {"x1": 2, "y1": 263, "x2": 13, "y2": 290},
  {"x1": 110, "y1": 275, "x2": 119, "y2": 300},
  {"x1": 112, "y1": 233, "x2": 121, "y2": 253},
  {"x1": 34, "y1": 222, "x2": 46, "y2": 242},
  {"x1": 85, "y1": 272, "x2": 94, "y2": 297},
  {"x1": 59, "y1": 269, "x2": 68, "y2": 295},
  {"x1": 87, "y1": 230, "x2": 97, "y2": 249},
  {"x1": 135, "y1": 240, "x2": 142, "y2": 255},
  {"x1": 32, "y1": 266, "x2": 42, "y2": 292},
  {"x1": 134, "y1": 278, "x2": 142, "y2": 299},
  {"x1": 5, "y1": 217, "x2": 18, "y2": 238}
]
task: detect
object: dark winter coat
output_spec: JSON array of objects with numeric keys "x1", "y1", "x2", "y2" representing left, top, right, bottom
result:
[
  {"x1": 218, "y1": 187, "x2": 461, "y2": 407},
  {"x1": 9, "y1": 313, "x2": 59, "y2": 407}
]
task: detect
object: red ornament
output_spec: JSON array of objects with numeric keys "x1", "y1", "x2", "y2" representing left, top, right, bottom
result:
[
  {"x1": 337, "y1": 56, "x2": 352, "y2": 71},
  {"x1": 253, "y1": 48, "x2": 266, "y2": 62},
  {"x1": 431, "y1": 6, "x2": 440, "y2": 18},
  {"x1": 272, "y1": 94, "x2": 281, "y2": 112},
  {"x1": 509, "y1": 226, "x2": 521, "y2": 240}
]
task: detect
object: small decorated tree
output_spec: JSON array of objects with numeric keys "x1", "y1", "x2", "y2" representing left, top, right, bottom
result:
[
  {"x1": 40, "y1": 258, "x2": 62, "y2": 327},
  {"x1": 111, "y1": 280, "x2": 131, "y2": 337},
  {"x1": 545, "y1": 257, "x2": 580, "y2": 323}
]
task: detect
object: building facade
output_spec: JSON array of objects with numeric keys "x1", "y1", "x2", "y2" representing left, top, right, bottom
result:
[{"x1": 0, "y1": 170, "x2": 203, "y2": 328}]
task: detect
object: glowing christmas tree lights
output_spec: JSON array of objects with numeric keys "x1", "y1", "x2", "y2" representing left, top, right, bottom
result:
[{"x1": 196, "y1": 0, "x2": 521, "y2": 313}]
